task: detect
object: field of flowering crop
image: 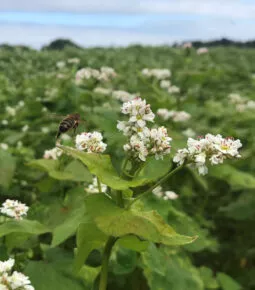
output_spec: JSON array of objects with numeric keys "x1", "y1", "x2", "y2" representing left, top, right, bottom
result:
[{"x1": 0, "y1": 44, "x2": 254, "y2": 290}]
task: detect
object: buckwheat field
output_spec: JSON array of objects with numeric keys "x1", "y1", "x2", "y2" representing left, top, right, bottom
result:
[{"x1": 0, "y1": 44, "x2": 254, "y2": 290}]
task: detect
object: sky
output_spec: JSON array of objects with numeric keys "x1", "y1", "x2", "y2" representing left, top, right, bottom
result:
[{"x1": 0, "y1": 0, "x2": 255, "y2": 48}]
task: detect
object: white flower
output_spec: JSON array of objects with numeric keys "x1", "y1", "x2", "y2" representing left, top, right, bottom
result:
[
  {"x1": 160, "y1": 80, "x2": 171, "y2": 89},
  {"x1": 41, "y1": 127, "x2": 50, "y2": 134},
  {"x1": 112, "y1": 90, "x2": 136, "y2": 102},
  {"x1": 168, "y1": 85, "x2": 180, "y2": 94},
  {"x1": 99, "y1": 66, "x2": 117, "y2": 81},
  {"x1": 22, "y1": 125, "x2": 29, "y2": 132},
  {"x1": 152, "y1": 186, "x2": 164, "y2": 198},
  {"x1": 148, "y1": 127, "x2": 172, "y2": 160},
  {"x1": 43, "y1": 147, "x2": 62, "y2": 160},
  {"x1": 0, "y1": 259, "x2": 15, "y2": 273},
  {"x1": 94, "y1": 87, "x2": 112, "y2": 95},
  {"x1": 157, "y1": 108, "x2": 171, "y2": 121},
  {"x1": 56, "y1": 61, "x2": 66, "y2": 68},
  {"x1": 228, "y1": 93, "x2": 244, "y2": 104},
  {"x1": 174, "y1": 134, "x2": 242, "y2": 175},
  {"x1": 6, "y1": 106, "x2": 16, "y2": 116},
  {"x1": 169, "y1": 110, "x2": 191, "y2": 122},
  {"x1": 153, "y1": 186, "x2": 178, "y2": 200},
  {"x1": 121, "y1": 98, "x2": 155, "y2": 128},
  {"x1": 85, "y1": 177, "x2": 107, "y2": 194},
  {"x1": 61, "y1": 133, "x2": 72, "y2": 141},
  {"x1": 17, "y1": 101, "x2": 25, "y2": 108},
  {"x1": 67, "y1": 58, "x2": 80, "y2": 64},
  {"x1": 75, "y1": 132, "x2": 107, "y2": 153},
  {"x1": 0, "y1": 143, "x2": 9, "y2": 150},
  {"x1": 182, "y1": 128, "x2": 196, "y2": 137},
  {"x1": 0, "y1": 284, "x2": 8, "y2": 290},
  {"x1": 75, "y1": 67, "x2": 100, "y2": 85},
  {"x1": 173, "y1": 148, "x2": 189, "y2": 165},
  {"x1": 142, "y1": 68, "x2": 171, "y2": 80},
  {"x1": 17, "y1": 141, "x2": 23, "y2": 149},
  {"x1": 0, "y1": 199, "x2": 29, "y2": 220},
  {"x1": 0, "y1": 259, "x2": 34, "y2": 290},
  {"x1": 197, "y1": 47, "x2": 209, "y2": 55},
  {"x1": 1, "y1": 120, "x2": 8, "y2": 125},
  {"x1": 247, "y1": 100, "x2": 255, "y2": 109},
  {"x1": 164, "y1": 191, "x2": 178, "y2": 200}
]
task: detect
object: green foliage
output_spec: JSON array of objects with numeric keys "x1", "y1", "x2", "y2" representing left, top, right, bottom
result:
[
  {"x1": 0, "y1": 45, "x2": 254, "y2": 290},
  {"x1": 0, "y1": 149, "x2": 16, "y2": 188},
  {"x1": 86, "y1": 195, "x2": 196, "y2": 246}
]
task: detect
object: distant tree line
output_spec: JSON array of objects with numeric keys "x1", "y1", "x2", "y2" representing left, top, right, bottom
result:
[{"x1": 2, "y1": 38, "x2": 255, "y2": 51}]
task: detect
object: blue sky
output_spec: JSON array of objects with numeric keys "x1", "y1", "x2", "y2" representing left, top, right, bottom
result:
[{"x1": 0, "y1": 0, "x2": 255, "y2": 48}]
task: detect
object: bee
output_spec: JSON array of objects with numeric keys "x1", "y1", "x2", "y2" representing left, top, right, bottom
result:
[{"x1": 56, "y1": 113, "x2": 81, "y2": 139}]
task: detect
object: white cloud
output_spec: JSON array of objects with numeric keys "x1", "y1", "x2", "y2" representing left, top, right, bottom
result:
[
  {"x1": 1, "y1": 0, "x2": 255, "y2": 18},
  {"x1": 0, "y1": 24, "x2": 179, "y2": 48},
  {"x1": 0, "y1": 21, "x2": 254, "y2": 49}
]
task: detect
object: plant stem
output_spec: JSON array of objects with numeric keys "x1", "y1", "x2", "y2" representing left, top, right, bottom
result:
[
  {"x1": 97, "y1": 177, "x2": 102, "y2": 193},
  {"x1": 99, "y1": 236, "x2": 117, "y2": 290},
  {"x1": 116, "y1": 191, "x2": 125, "y2": 208},
  {"x1": 127, "y1": 165, "x2": 184, "y2": 209}
]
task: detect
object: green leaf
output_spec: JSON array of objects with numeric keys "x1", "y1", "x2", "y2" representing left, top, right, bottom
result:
[
  {"x1": 117, "y1": 235, "x2": 149, "y2": 252},
  {"x1": 141, "y1": 244, "x2": 204, "y2": 290},
  {"x1": 59, "y1": 145, "x2": 147, "y2": 190},
  {"x1": 199, "y1": 266, "x2": 219, "y2": 289},
  {"x1": 51, "y1": 187, "x2": 87, "y2": 246},
  {"x1": 86, "y1": 195, "x2": 196, "y2": 246},
  {"x1": 209, "y1": 164, "x2": 255, "y2": 190},
  {"x1": 27, "y1": 159, "x2": 58, "y2": 173},
  {"x1": 25, "y1": 248, "x2": 85, "y2": 290},
  {"x1": 220, "y1": 192, "x2": 255, "y2": 220},
  {"x1": 112, "y1": 247, "x2": 137, "y2": 275},
  {"x1": 64, "y1": 160, "x2": 92, "y2": 182},
  {"x1": 0, "y1": 149, "x2": 16, "y2": 188},
  {"x1": 74, "y1": 221, "x2": 107, "y2": 273},
  {"x1": 140, "y1": 155, "x2": 172, "y2": 182},
  {"x1": 217, "y1": 272, "x2": 242, "y2": 290},
  {"x1": 0, "y1": 220, "x2": 49, "y2": 238}
]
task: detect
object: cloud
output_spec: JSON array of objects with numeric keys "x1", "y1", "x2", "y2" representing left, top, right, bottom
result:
[
  {"x1": 1, "y1": 0, "x2": 255, "y2": 19},
  {"x1": 0, "y1": 20, "x2": 254, "y2": 49},
  {"x1": 0, "y1": 24, "x2": 179, "y2": 49}
]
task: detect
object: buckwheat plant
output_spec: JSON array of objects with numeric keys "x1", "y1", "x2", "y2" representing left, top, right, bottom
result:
[{"x1": 14, "y1": 97, "x2": 242, "y2": 290}]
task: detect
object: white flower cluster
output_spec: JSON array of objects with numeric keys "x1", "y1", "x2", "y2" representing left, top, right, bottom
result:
[
  {"x1": 112, "y1": 90, "x2": 137, "y2": 102},
  {"x1": 173, "y1": 134, "x2": 242, "y2": 175},
  {"x1": 0, "y1": 258, "x2": 34, "y2": 290},
  {"x1": 117, "y1": 98, "x2": 172, "y2": 161},
  {"x1": 93, "y1": 87, "x2": 112, "y2": 96},
  {"x1": 75, "y1": 131, "x2": 107, "y2": 153},
  {"x1": 85, "y1": 177, "x2": 107, "y2": 194},
  {"x1": 0, "y1": 199, "x2": 29, "y2": 220},
  {"x1": 5, "y1": 101, "x2": 25, "y2": 118},
  {"x1": 157, "y1": 109, "x2": 191, "y2": 122},
  {"x1": 43, "y1": 147, "x2": 63, "y2": 160},
  {"x1": 197, "y1": 47, "x2": 209, "y2": 55},
  {"x1": 75, "y1": 66, "x2": 116, "y2": 85},
  {"x1": 167, "y1": 85, "x2": 181, "y2": 94},
  {"x1": 0, "y1": 143, "x2": 9, "y2": 150},
  {"x1": 182, "y1": 128, "x2": 196, "y2": 138},
  {"x1": 141, "y1": 68, "x2": 171, "y2": 80},
  {"x1": 228, "y1": 93, "x2": 255, "y2": 112},
  {"x1": 152, "y1": 186, "x2": 178, "y2": 200}
]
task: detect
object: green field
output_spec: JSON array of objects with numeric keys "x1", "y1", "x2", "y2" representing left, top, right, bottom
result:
[{"x1": 0, "y1": 44, "x2": 254, "y2": 290}]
